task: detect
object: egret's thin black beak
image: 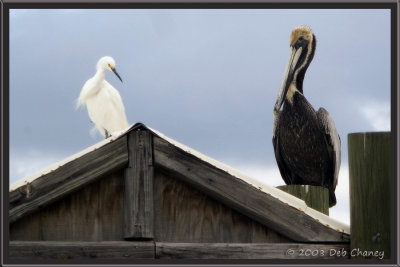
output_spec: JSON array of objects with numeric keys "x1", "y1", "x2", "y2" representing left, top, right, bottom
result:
[
  {"x1": 112, "y1": 68, "x2": 123, "y2": 83},
  {"x1": 273, "y1": 46, "x2": 304, "y2": 115}
]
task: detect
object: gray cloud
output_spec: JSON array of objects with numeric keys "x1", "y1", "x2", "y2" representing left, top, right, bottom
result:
[{"x1": 10, "y1": 9, "x2": 390, "y2": 185}]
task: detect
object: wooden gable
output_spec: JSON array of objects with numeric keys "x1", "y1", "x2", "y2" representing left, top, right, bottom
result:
[
  {"x1": 9, "y1": 123, "x2": 350, "y2": 260},
  {"x1": 10, "y1": 168, "x2": 291, "y2": 243}
]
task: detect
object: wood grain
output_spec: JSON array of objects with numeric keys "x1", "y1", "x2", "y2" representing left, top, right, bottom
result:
[
  {"x1": 9, "y1": 241, "x2": 350, "y2": 260},
  {"x1": 277, "y1": 185, "x2": 329, "y2": 215},
  {"x1": 153, "y1": 171, "x2": 291, "y2": 243},
  {"x1": 156, "y1": 242, "x2": 350, "y2": 259},
  {"x1": 9, "y1": 136, "x2": 128, "y2": 224},
  {"x1": 153, "y1": 136, "x2": 349, "y2": 243},
  {"x1": 348, "y1": 132, "x2": 391, "y2": 259},
  {"x1": 124, "y1": 130, "x2": 154, "y2": 240},
  {"x1": 10, "y1": 171, "x2": 125, "y2": 241},
  {"x1": 9, "y1": 241, "x2": 154, "y2": 260}
]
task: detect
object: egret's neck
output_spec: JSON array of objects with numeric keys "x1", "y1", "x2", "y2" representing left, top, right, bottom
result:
[{"x1": 93, "y1": 68, "x2": 106, "y2": 84}]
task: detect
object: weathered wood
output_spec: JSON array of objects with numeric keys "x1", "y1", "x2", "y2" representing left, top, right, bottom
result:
[
  {"x1": 9, "y1": 136, "x2": 128, "y2": 224},
  {"x1": 277, "y1": 185, "x2": 329, "y2": 215},
  {"x1": 348, "y1": 132, "x2": 391, "y2": 259},
  {"x1": 153, "y1": 136, "x2": 349, "y2": 243},
  {"x1": 124, "y1": 129, "x2": 154, "y2": 240},
  {"x1": 10, "y1": 171, "x2": 125, "y2": 241},
  {"x1": 156, "y1": 242, "x2": 350, "y2": 259},
  {"x1": 9, "y1": 241, "x2": 155, "y2": 260},
  {"x1": 153, "y1": 171, "x2": 292, "y2": 243},
  {"x1": 8, "y1": 241, "x2": 350, "y2": 260}
]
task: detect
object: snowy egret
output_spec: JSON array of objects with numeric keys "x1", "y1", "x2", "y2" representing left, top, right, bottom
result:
[{"x1": 77, "y1": 56, "x2": 129, "y2": 138}]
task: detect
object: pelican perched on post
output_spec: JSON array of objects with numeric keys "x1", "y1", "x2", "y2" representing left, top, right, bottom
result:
[
  {"x1": 77, "y1": 56, "x2": 129, "y2": 139},
  {"x1": 272, "y1": 26, "x2": 341, "y2": 207}
]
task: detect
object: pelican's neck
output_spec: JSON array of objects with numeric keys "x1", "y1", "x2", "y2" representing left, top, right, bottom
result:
[
  {"x1": 286, "y1": 83, "x2": 301, "y2": 104},
  {"x1": 294, "y1": 70, "x2": 305, "y2": 94},
  {"x1": 294, "y1": 34, "x2": 317, "y2": 94}
]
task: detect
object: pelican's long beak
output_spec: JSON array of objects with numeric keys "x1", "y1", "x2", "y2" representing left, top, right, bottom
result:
[
  {"x1": 274, "y1": 46, "x2": 303, "y2": 115},
  {"x1": 112, "y1": 68, "x2": 123, "y2": 83}
]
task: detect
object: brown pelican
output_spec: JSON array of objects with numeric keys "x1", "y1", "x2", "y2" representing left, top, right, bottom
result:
[{"x1": 272, "y1": 26, "x2": 341, "y2": 207}]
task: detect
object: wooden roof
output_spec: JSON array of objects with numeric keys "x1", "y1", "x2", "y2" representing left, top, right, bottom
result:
[{"x1": 9, "y1": 123, "x2": 350, "y2": 243}]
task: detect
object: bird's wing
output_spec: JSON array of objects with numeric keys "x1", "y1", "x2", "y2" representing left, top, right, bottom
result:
[
  {"x1": 76, "y1": 78, "x2": 95, "y2": 109},
  {"x1": 272, "y1": 112, "x2": 294, "y2": 185},
  {"x1": 84, "y1": 81, "x2": 128, "y2": 137},
  {"x1": 85, "y1": 92, "x2": 109, "y2": 137},
  {"x1": 102, "y1": 81, "x2": 129, "y2": 131},
  {"x1": 316, "y1": 107, "x2": 341, "y2": 190}
]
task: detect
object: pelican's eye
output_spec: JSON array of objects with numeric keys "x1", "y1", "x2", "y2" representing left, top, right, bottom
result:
[{"x1": 108, "y1": 63, "x2": 114, "y2": 70}]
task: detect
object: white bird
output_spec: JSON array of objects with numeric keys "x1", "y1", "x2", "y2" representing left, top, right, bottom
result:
[{"x1": 77, "y1": 56, "x2": 129, "y2": 138}]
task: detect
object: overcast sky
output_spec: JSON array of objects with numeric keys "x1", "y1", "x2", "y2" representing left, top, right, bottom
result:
[{"x1": 9, "y1": 9, "x2": 391, "y2": 225}]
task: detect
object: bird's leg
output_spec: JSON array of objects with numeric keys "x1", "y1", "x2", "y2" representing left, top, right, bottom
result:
[{"x1": 105, "y1": 129, "x2": 110, "y2": 139}]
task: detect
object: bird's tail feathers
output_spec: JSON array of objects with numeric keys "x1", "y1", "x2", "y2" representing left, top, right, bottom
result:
[
  {"x1": 90, "y1": 126, "x2": 101, "y2": 138},
  {"x1": 75, "y1": 98, "x2": 84, "y2": 110}
]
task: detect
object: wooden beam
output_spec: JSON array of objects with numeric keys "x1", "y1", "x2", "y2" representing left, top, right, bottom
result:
[
  {"x1": 153, "y1": 136, "x2": 349, "y2": 243},
  {"x1": 348, "y1": 132, "x2": 391, "y2": 259},
  {"x1": 156, "y1": 242, "x2": 350, "y2": 259},
  {"x1": 276, "y1": 185, "x2": 329, "y2": 215},
  {"x1": 9, "y1": 136, "x2": 128, "y2": 224},
  {"x1": 124, "y1": 129, "x2": 154, "y2": 240},
  {"x1": 9, "y1": 241, "x2": 154, "y2": 260},
  {"x1": 9, "y1": 241, "x2": 350, "y2": 260}
]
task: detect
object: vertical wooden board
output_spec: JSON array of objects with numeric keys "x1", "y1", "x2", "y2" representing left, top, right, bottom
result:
[
  {"x1": 153, "y1": 170, "x2": 292, "y2": 243},
  {"x1": 124, "y1": 130, "x2": 154, "y2": 239},
  {"x1": 348, "y1": 132, "x2": 391, "y2": 259},
  {"x1": 10, "y1": 171, "x2": 125, "y2": 241},
  {"x1": 41, "y1": 171, "x2": 124, "y2": 241},
  {"x1": 10, "y1": 213, "x2": 41, "y2": 241},
  {"x1": 276, "y1": 185, "x2": 329, "y2": 215}
]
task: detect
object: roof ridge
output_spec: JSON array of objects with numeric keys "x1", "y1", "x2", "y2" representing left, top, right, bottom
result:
[{"x1": 9, "y1": 122, "x2": 350, "y2": 236}]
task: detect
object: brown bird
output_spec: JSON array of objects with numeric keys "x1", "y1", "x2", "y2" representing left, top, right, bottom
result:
[{"x1": 272, "y1": 26, "x2": 341, "y2": 207}]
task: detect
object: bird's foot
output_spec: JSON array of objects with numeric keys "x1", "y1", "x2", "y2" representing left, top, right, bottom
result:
[{"x1": 105, "y1": 130, "x2": 110, "y2": 139}]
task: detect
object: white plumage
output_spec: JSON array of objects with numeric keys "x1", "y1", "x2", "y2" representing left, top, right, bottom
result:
[{"x1": 77, "y1": 56, "x2": 129, "y2": 138}]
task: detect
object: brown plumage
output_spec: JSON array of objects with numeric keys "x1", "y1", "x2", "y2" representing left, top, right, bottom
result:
[{"x1": 273, "y1": 26, "x2": 341, "y2": 207}]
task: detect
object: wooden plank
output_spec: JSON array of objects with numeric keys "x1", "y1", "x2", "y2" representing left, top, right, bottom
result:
[
  {"x1": 348, "y1": 132, "x2": 391, "y2": 259},
  {"x1": 124, "y1": 129, "x2": 154, "y2": 240},
  {"x1": 9, "y1": 241, "x2": 155, "y2": 260},
  {"x1": 153, "y1": 136, "x2": 348, "y2": 243},
  {"x1": 9, "y1": 136, "x2": 128, "y2": 224},
  {"x1": 276, "y1": 185, "x2": 329, "y2": 215},
  {"x1": 156, "y1": 242, "x2": 350, "y2": 259},
  {"x1": 10, "y1": 171, "x2": 125, "y2": 241},
  {"x1": 9, "y1": 213, "x2": 41, "y2": 241},
  {"x1": 153, "y1": 170, "x2": 291, "y2": 243}
]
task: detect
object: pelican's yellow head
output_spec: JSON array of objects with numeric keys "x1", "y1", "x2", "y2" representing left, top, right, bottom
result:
[{"x1": 290, "y1": 25, "x2": 314, "y2": 52}]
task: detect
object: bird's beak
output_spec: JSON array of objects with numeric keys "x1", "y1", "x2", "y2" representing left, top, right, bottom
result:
[
  {"x1": 111, "y1": 68, "x2": 123, "y2": 83},
  {"x1": 273, "y1": 46, "x2": 303, "y2": 115}
]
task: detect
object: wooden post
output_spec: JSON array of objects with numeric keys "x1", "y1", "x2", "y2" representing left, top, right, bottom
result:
[
  {"x1": 348, "y1": 132, "x2": 390, "y2": 259},
  {"x1": 124, "y1": 129, "x2": 154, "y2": 240},
  {"x1": 277, "y1": 185, "x2": 329, "y2": 215}
]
